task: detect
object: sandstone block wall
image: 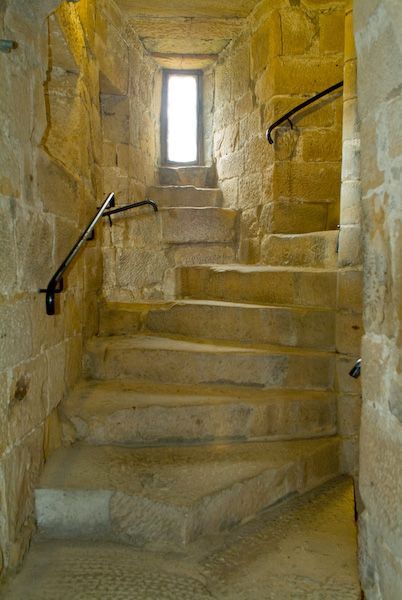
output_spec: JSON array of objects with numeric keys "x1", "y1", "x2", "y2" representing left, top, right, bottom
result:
[
  {"x1": 98, "y1": 1, "x2": 162, "y2": 302},
  {"x1": 354, "y1": 0, "x2": 402, "y2": 596},
  {"x1": 102, "y1": 207, "x2": 238, "y2": 302},
  {"x1": 210, "y1": 0, "x2": 345, "y2": 263},
  {"x1": 0, "y1": 0, "x2": 156, "y2": 577},
  {"x1": 99, "y1": 3, "x2": 160, "y2": 207},
  {"x1": 99, "y1": 2, "x2": 167, "y2": 300},
  {"x1": 334, "y1": 0, "x2": 362, "y2": 479}
]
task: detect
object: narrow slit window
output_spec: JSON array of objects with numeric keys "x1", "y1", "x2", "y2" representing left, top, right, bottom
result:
[{"x1": 162, "y1": 71, "x2": 202, "y2": 165}]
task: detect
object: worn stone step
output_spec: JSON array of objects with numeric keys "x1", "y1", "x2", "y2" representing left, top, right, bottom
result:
[
  {"x1": 147, "y1": 185, "x2": 222, "y2": 208},
  {"x1": 100, "y1": 301, "x2": 336, "y2": 350},
  {"x1": 159, "y1": 165, "x2": 216, "y2": 187},
  {"x1": 61, "y1": 379, "x2": 337, "y2": 446},
  {"x1": 84, "y1": 335, "x2": 335, "y2": 390},
  {"x1": 35, "y1": 438, "x2": 340, "y2": 548},
  {"x1": 262, "y1": 231, "x2": 339, "y2": 268},
  {"x1": 177, "y1": 264, "x2": 338, "y2": 308},
  {"x1": 5, "y1": 479, "x2": 360, "y2": 600}
]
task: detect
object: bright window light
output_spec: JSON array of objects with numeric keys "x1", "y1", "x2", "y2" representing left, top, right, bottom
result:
[{"x1": 167, "y1": 74, "x2": 198, "y2": 163}]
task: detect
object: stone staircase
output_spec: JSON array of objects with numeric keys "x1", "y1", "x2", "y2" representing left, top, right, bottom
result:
[{"x1": 35, "y1": 166, "x2": 342, "y2": 551}]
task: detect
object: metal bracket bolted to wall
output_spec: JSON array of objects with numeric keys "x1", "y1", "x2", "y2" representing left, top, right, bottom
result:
[
  {"x1": 0, "y1": 40, "x2": 17, "y2": 53},
  {"x1": 349, "y1": 358, "x2": 361, "y2": 379}
]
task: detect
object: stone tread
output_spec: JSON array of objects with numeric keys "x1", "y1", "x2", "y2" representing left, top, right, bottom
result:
[
  {"x1": 84, "y1": 334, "x2": 336, "y2": 390},
  {"x1": 35, "y1": 438, "x2": 340, "y2": 548},
  {"x1": 148, "y1": 185, "x2": 222, "y2": 208},
  {"x1": 61, "y1": 379, "x2": 337, "y2": 445},
  {"x1": 158, "y1": 165, "x2": 216, "y2": 187},
  {"x1": 177, "y1": 263, "x2": 343, "y2": 308},
  {"x1": 65, "y1": 379, "x2": 336, "y2": 409},
  {"x1": 177, "y1": 264, "x2": 363, "y2": 276},
  {"x1": 37, "y1": 438, "x2": 340, "y2": 506},
  {"x1": 103, "y1": 298, "x2": 335, "y2": 312},
  {"x1": 3, "y1": 478, "x2": 360, "y2": 600},
  {"x1": 99, "y1": 299, "x2": 336, "y2": 350},
  {"x1": 150, "y1": 185, "x2": 221, "y2": 193},
  {"x1": 180, "y1": 263, "x2": 340, "y2": 273},
  {"x1": 87, "y1": 333, "x2": 335, "y2": 357}
]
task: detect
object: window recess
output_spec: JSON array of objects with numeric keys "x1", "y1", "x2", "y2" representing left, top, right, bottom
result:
[{"x1": 161, "y1": 70, "x2": 203, "y2": 166}]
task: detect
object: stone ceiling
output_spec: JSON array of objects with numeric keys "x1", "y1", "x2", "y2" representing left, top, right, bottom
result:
[{"x1": 115, "y1": 0, "x2": 262, "y2": 68}]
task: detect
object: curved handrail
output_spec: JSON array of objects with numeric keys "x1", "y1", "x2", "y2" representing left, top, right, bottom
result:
[
  {"x1": 40, "y1": 194, "x2": 158, "y2": 315},
  {"x1": 266, "y1": 81, "x2": 343, "y2": 144},
  {"x1": 103, "y1": 199, "x2": 158, "y2": 219}
]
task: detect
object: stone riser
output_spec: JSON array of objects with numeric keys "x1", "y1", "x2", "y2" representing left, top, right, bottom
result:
[
  {"x1": 159, "y1": 207, "x2": 238, "y2": 245},
  {"x1": 61, "y1": 381, "x2": 337, "y2": 446},
  {"x1": 84, "y1": 336, "x2": 335, "y2": 391},
  {"x1": 178, "y1": 266, "x2": 337, "y2": 308},
  {"x1": 262, "y1": 231, "x2": 339, "y2": 268},
  {"x1": 267, "y1": 200, "x2": 332, "y2": 235},
  {"x1": 35, "y1": 439, "x2": 340, "y2": 550},
  {"x1": 103, "y1": 207, "x2": 237, "y2": 247},
  {"x1": 100, "y1": 302, "x2": 336, "y2": 351},
  {"x1": 158, "y1": 166, "x2": 216, "y2": 188},
  {"x1": 147, "y1": 185, "x2": 222, "y2": 208}
]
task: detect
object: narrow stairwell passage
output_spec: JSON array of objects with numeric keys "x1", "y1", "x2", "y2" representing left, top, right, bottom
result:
[
  {"x1": 3, "y1": 478, "x2": 360, "y2": 599},
  {"x1": 2, "y1": 167, "x2": 359, "y2": 597},
  {"x1": 30, "y1": 170, "x2": 346, "y2": 550}
]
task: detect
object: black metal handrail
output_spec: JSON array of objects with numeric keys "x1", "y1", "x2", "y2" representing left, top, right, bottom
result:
[
  {"x1": 266, "y1": 81, "x2": 343, "y2": 144},
  {"x1": 103, "y1": 199, "x2": 158, "y2": 221},
  {"x1": 40, "y1": 194, "x2": 158, "y2": 315}
]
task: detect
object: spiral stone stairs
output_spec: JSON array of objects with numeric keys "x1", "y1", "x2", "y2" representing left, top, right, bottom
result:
[{"x1": 35, "y1": 166, "x2": 343, "y2": 551}]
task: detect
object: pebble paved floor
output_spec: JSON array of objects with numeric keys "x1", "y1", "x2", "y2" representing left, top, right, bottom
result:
[{"x1": 1, "y1": 477, "x2": 360, "y2": 599}]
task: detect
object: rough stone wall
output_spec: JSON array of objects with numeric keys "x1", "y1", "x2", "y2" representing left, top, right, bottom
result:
[
  {"x1": 99, "y1": 4, "x2": 160, "y2": 206},
  {"x1": 211, "y1": 0, "x2": 345, "y2": 263},
  {"x1": 338, "y1": 1, "x2": 361, "y2": 268},
  {"x1": 334, "y1": 0, "x2": 362, "y2": 480},
  {"x1": 354, "y1": 0, "x2": 402, "y2": 596},
  {"x1": 99, "y1": 9, "x2": 161, "y2": 302},
  {"x1": 0, "y1": 0, "x2": 146, "y2": 577}
]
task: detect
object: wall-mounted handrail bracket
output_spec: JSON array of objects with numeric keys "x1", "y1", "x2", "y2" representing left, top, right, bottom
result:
[
  {"x1": 349, "y1": 358, "x2": 361, "y2": 379},
  {"x1": 40, "y1": 194, "x2": 158, "y2": 316},
  {"x1": 266, "y1": 81, "x2": 343, "y2": 145},
  {"x1": 0, "y1": 39, "x2": 17, "y2": 53}
]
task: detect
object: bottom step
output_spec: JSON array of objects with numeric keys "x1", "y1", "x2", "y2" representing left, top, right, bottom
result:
[
  {"x1": 4, "y1": 479, "x2": 360, "y2": 600},
  {"x1": 36, "y1": 438, "x2": 340, "y2": 549}
]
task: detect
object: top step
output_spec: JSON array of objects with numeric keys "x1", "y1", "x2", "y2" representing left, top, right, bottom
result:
[
  {"x1": 159, "y1": 165, "x2": 217, "y2": 188},
  {"x1": 147, "y1": 185, "x2": 222, "y2": 208}
]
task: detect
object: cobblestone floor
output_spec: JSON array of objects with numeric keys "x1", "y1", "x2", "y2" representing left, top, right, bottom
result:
[{"x1": 1, "y1": 477, "x2": 360, "y2": 599}]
